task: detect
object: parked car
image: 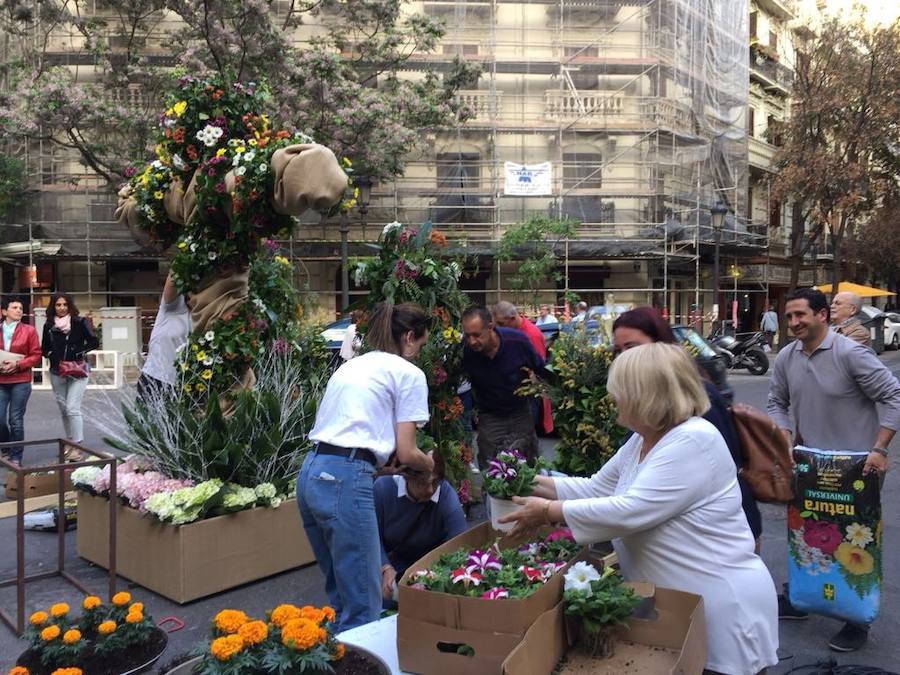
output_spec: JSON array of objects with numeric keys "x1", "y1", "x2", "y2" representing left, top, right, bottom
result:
[
  {"x1": 857, "y1": 305, "x2": 887, "y2": 354},
  {"x1": 884, "y1": 313, "x2": 900, "y2": 350}
]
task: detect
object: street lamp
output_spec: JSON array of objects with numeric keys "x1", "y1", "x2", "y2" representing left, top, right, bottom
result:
[
  {"x1": 339, "y1": 176, "x2": 373, "y2": 312},
  {"x1": 710, "y1": 199, "x2": 728, "y2": 333}
]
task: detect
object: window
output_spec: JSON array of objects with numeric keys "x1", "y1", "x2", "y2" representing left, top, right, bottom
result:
[
  {"x1": 749, "y1": 12, "x2": 758, "y2": 39},
  {"x1": 442, "y1": 44, "x2": 479, "y2": 57},
  {"x1": 564, "y1": 47, "x2": 599, "y2": 90},
  {"x1": 562, "y1": 152, "x2": 602, "y2": 189},
  {"x1": 748, "y1": 107, "x2": 755, "y2": 137},
  {"x1": 769, "y1": 199, "x2": 781, "y2": 230},
  {"x1": 766, "y1": 115, "x2": 782, "y2": 146},
  {"x1": 433, "y1": 152, "x2": 484, "y2": 224},
  {"x1": 747, "y1": 186, "x2": 753, "y2": 220},
  {"x1": 769, "y1": 30, "x2": 778, "y2": 52}
]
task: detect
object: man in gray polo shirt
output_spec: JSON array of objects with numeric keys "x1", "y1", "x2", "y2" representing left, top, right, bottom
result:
[{"x1": 767, "y1": 287, "x2": 900, "y2": 652}]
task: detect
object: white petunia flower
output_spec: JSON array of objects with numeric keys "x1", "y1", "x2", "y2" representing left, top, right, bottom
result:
[
  {"x1": 383, "y1": 221, "x2": 402, "y2": 236},
  {"x1": 563, "y1": 561, "x2": 601, "y2": 593},
  {"x1": 172, "y1": 154, "x2": 186, "y2": 170},
  {"x1": 234, "y1": 166, "x2": 246, "y2": 176},
  {"x1": 205, "y1": 331, "x2": 215, "y2": 341},
  {"x1": 208, "y1": 251, "x2": 217, "y2": 261}
]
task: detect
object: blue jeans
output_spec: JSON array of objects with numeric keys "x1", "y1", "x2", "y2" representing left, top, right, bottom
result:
[
  {"x1": 0, "y1": 382, "x2": 32, "y2": 463},
  {"x1": 296, "y1": 452, "x2": 381, "y2": 632}
]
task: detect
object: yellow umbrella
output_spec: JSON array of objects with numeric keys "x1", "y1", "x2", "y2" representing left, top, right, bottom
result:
[{"x1": 814, "y1": 281, "x2": 896, "y2": 297}]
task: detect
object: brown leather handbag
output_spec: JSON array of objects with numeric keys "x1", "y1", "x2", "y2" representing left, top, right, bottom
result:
[{"x1": 730, "y1": 403, "x2": 795, "y2": 503}]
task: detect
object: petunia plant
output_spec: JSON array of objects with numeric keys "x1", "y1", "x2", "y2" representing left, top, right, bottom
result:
[{"x1": 483, "y1": 449, "x2": 547, "y2": 501}]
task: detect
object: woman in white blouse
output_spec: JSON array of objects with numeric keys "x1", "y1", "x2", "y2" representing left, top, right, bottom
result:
[{"x1": 500, "y1": 342, "x2": 778, "y2": 675}]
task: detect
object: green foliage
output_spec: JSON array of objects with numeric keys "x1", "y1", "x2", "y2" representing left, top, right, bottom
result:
[
  {"x1": 564, "y1": 566, "x2": 642, "y2": 636},
  {"x1": 0, "y1": 154, "x2": 26, "y2": 220},
  {"x1": 482, "y1": 450, "x2": 547, "y2": 500}
]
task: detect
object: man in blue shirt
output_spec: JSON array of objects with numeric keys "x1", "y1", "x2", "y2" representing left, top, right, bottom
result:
[{"x1": 461, "y1": 306, "x2": 548, "y2": 467}]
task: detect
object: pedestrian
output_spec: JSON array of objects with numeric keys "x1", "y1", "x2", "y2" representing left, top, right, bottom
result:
[
  {"x1": 829, "y1": 291, "x2": 870, "y2": 347},
  {"x1": 375, "y1": 466, "x2": 467, "y2": 608},
  {"x1": 0, "y1": 296, "x2": 42, "y2": 464},
  {"x1": 767, "y1": 287, "x2": 900, "y2": 651},
  {"x1": 535, "y1": 303, "x2": 558, "y2": 326},
  {"x1": 41, "y1": 293, "x2": 99, "y2": 461},
  {"x1": 612, "y1": 306, "x2": 762, "y2": 548},
  {"x1": 339, "y1": 309, "x2": 364, "y2": 362},
  {"x1": 297, "y1": 302, "x2": 435, "y2": 632},
  {"x1": 460, "y1": 306, "x2": 547, "y2": 466},
  {"x1": 760, "y1": 303, "x2": 778, "y2": 351},
  {"x1": 500, "y1": 342, "x2": 779, "y2": 675},
  {"x1": 571, "y1": 301, "x2": 588, "y2": 323},
  {"x1": 137, "y1": 272, "x2": 191, "y2": 403}
]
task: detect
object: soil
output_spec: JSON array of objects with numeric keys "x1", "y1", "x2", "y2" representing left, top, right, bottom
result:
[
  {"x1": 555, "y1": 641, "x2": 679, "y2": 674},
  {"x1": 18, "y1": 627, "x2": 167, "y2": 675},
  {"x1": 332, "y1": 648, "x2": 389, "y2": 675}
]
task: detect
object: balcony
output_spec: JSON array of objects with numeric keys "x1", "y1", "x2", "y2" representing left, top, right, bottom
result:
[
  {"x1": 749, "y1": 47, "x2": 793, "y2": 95},
  {"x1": 544, "y1": 91, "x2": 692, "y2": 132},
  {"x1": 755, "y1": 0, "x2": 797, "y2": 21},
  {"x1": 454, "y1": 90, "x2": 502, "y2": 120},
  {"x1": 748, "y1": 136, "x2": 778, "y2": 171}
]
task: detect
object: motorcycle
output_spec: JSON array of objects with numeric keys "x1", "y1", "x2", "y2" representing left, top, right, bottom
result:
[{"x1": 707, "y1": 330, "x2": 769, "y2": 376}]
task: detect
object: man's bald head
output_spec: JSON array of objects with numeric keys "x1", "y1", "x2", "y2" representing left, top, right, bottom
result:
[
  {"x1": 830, "y1": 291, "x2": 862, "y2": 324},
  {"x1": 492, "y1": 300, "x2": 520, "y2": 328}
]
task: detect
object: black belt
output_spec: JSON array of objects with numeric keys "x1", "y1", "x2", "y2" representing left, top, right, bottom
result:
[{"x1": 314, "y1": 442, "x2": 377, "y2": 467}]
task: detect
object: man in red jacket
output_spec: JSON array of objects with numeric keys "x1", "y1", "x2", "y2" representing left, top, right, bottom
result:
[{"x1": 0, "y1": 296, "x2": 43, "y2": 463}]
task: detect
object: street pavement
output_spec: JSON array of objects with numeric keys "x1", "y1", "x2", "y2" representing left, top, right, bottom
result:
[{"x1": 2, "y1": 353, "x2": 900, "y2": 671}]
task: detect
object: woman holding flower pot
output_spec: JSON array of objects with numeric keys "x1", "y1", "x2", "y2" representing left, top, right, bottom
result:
[
  {"x1": 298, "y1": 302, "x2": 435, "y2": 632},
  {"x1": 41, "y1": 293, "x2": 99, "y2": 460},
  {"x1": 500, "y1": 343, "x2": 778, "y2": 675}
]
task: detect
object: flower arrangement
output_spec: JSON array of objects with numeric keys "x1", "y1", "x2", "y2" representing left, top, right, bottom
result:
[
  {"x1": 13, "y1": 593, "x2": 160, "y2": 674},
  {"x1": 563, "y1": 562, "x2": 642, "y2": 659},
  {"x1": 406, "y1": 529, "x2": 579, "y2": 599},
  {"x1": 352, "y1": 220, "x2": 474, "y2": 504},
  {"x1": 482, "y1": 449, "x2": 547, "y2": 500},
  {"x1": 190, "y1": 604, "x2": 344, "y2": 674}
]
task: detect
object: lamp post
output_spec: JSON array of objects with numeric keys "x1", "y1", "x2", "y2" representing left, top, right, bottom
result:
[
  {"x1": 710, "y1": 199, "x2": 728, "y2": 333},
  {"x1": 339, "y1": 176, "x2": 373, "y2": 312}
]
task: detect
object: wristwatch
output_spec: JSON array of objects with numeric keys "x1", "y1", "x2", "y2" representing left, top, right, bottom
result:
[{"x1": 871, "y1": 447, "x2": 889, "y2": 458}]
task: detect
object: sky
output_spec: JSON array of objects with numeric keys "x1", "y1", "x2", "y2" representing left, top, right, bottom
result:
[{"x1": 822, "y1": 0, "x2": 900, "y2": 25}]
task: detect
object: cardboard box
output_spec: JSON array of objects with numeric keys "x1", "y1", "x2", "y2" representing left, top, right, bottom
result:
[
  {"x1": 5, "y1": 470, "x2": 74, "y2": 499},
  {"x1": 398, "y1": 522, "x2": 580, "y2": 636},
  {"x1": 76, "y1": 492, "x2": 315, "y2": 603}
]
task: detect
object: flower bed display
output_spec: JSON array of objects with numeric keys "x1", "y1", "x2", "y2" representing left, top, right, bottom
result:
[
  {"x1": 13, "y1": 592, "x2": 167, "y2": 675},
  {"x1": 76, "y1": 493, "x2": 314, "y2": 604}
]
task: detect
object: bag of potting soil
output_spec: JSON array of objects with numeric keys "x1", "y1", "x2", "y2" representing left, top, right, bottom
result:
[{"x1": 787, "y1": 447, "x2": 882, "y2": 625}]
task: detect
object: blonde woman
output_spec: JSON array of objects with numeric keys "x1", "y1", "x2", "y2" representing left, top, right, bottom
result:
[{"x1": 500, "y1": 343, "x2": 778, "y2": 675}]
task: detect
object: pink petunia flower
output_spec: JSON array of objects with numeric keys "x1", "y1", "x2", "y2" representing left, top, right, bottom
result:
[
  {"x1": 481, "y1": 587, "x2": 509, "y2": 600},
  {"x1": 451, "y1": 568, "x2": 482, "y2": 587},
  {"x1": 466, "y1": 550, "x2": 502, "y2": 574}
]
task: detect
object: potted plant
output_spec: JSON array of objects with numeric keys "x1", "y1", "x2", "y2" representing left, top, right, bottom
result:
[
  {"x1": 12, "y1": 592, "x2": 167, "y2": 675},
  {"x1": 158, "y1": 604, "x2": 389, "y2": 674},
  {"x1": 562, "y1": 562, "x2": 642, "y2": 659},
  {"x1": 482, "y1": 449, "x2": 546, "y2": 531}
]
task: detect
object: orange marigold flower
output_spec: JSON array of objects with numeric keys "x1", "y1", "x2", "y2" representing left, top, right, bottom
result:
[
  {"x1": 63, "y1": 629, "x2": 82, "y2": 644},
  {"x1": 51, "y1": 669, "x2": 82, "y2": 675},
  {"x1": 210, "y1": 634, "x2": 244, "y2": 662},
  {"x1": 9, "y1": 666, "x2": 29, "y2": 675},
  {"x1": 334, "y1": 642, "x2": 346, "y2": 660},
  {"x1": 128, "y1": 602, "x2": 144, "y2": 614},
  {"x1": 299, "y1": 605, "x2": 324, "y2": 623},
  {"x1": 49, "y1": 603, "x2": 69, "y2": 617},
  {"x1": 270, "y1": 604, "x2": 301, "y2": 628},
  {"x1": 280, "y1": 617, "x2": 322, "y2": 650},
  {"x1": 126, "y1": 611, "x2": 143, "y2": 624},
  {"x1": 98, "y1": 620, "x2": 117, "y2": 635},
  {"x1": 40, "y1": 625, "x2": 60, "y2": 641},
  {"x1": 321, "y1": 606, "x2": 336, "y2": 623},
  {"x1": 111, "y1": 592, "x2": 131, "y2": 606},
  {"x1": 82, "y1": 596, "x2": 101, "y2": 611},
  {"x1": 237, "y1": 620, "x2": 268, "y2": 646},
  {"x1": 29, "y1": 611, "x2": 48, "y2": 626},
  {"x1": 214, "y1": 609, "x2": 248, "y2": 634}
]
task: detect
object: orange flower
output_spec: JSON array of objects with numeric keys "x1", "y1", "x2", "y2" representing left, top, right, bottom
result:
[
  {"x1": 214, "y1": 609, "x2": 248, "y2": 634},
  {"x1": 270, "y1": 604, "x2": 301, "y2": 628},
  {"x1": 126, "y1": 611, "x2": 143, "y2": 624},
  {"x1": 50, "y1": 670, "x2": 82, "y2": 675},
  {"x1": 82, "y1": 596, "x2": 101, "y2": 611},
  {"x1": 210, "y1": 634, "x2": 244, "y2": 661},
  {"x1": 40, "y1": 625, "x2": 60, "y2": 641},
  {"x1": 334, "y1": 642, "x2": 346, "y2": 660},
  {"x1": 50, "y1": 603, "x2": 69, "y2": 617},
  {"x1": 237, "y1": 620, "x2": 268, "y2": 645},
  {"x1": 63, "y1": 629, "x2": 82, "y2": 644},
  {"x1": 111, "y1": 592, "x2": 131, "y2": 606},
  {"x1": 98, "y1": 620, "x2": 117, "y2": 635},
  {"x1": 430, "y1": 229, "x2": 448, "y2": 248},
  {"x1": 9, "y1": 666, "x2": 29, "y2": 675},
  {"x1": 299, "y1": 605, "x2": 325, "y2": 623},
  {"x1": 321, "y1": 606, "x2": 336, "y2": 623},
  {"x1": 281, "y1": 617, "x2": 324, "y2": 650},
  {"x1": 128, "y1": 602, "x2": 144, "y2": 614},
  {"x1": 29, "y1": 611, "x2": 48, "y2": 626}
]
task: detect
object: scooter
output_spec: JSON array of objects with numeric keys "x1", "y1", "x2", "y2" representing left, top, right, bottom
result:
[{"x1": 707, "y1": 330, "x2": 769, "y2": 375}]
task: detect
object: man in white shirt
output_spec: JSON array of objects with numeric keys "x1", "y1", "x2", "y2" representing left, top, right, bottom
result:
[
  {"x1": 535, "y1": 304, "x2": 558, "y2": 326},
  {"x1": 571, "y1": 301, "x2": 588, "y2": 323},
  {"x1": 138, "y1": 272, "x2": 191, "y2": 403}
]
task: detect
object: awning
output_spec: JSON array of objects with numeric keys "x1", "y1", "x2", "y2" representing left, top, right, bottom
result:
[{"x1": 814, "y1": 281, "x2": 896, "y2": 297}]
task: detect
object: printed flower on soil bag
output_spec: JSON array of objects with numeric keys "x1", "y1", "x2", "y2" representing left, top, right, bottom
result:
[
  {"x1": 835, "y1": 543, "x2": 874, "y2": 576},
  {"x1": 803, "y1": 520, "x2": 842, "y2": 555},
  {"x1": 845, "y1": 523, "x2": 874, "y2": 548},
  {"x1": 788, "y1": 507, "x2": 805, "y2": 532}
]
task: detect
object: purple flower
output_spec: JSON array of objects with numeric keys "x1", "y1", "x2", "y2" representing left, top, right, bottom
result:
[
  {"x1": 498, "y1": 449, "x2": 526, "y2": 464},
  {"x1": 214, "y1": 182, "x2": 226, "y2": 193},
  {"x1": 544, "y1": 528, "x2": 575, "y2": 543},
  {"x1": 485, "y1": 459, "x2": 516, "y2": 481},
  {"x1": 518, "y1": 542, "x2": 540, "y2": 557},
  {"x1": 465, "y1": 550, "x2": 502, "y2": 574},
  {"x1": 124, "y1": 166, "x2": 137, "y2": 178},
  {"x1": 273, "y1": 337, "x2": 289, "y2": 355}
]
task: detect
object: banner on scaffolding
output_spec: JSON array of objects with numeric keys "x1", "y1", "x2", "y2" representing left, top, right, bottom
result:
[{"x1": 503, "y1": 161, "x2": 552, "y2": 196}]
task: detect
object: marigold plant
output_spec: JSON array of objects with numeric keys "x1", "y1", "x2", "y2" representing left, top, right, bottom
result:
[
  {"x1": 41, "y1": 625, "x2": 61, "y2": 641},
  {"x1": 82, "y1": 596, "x2": 101, "y2": 611},
  {"x1": 49, "y1": 603, "x2": 69, "y2": 618},
  {"x1": 269, "y1": 604, "x2": 302, "y2": 628},
  {"x1": 50, "y1": 669, "x2": 82, "y2": 675},
  {"x1": 237, "y1": 620, "x2": 268, "y2": 646},
  {"x1": 281, "y1": 617, "x2": 324, "y2": 650},
  {"x1": 214, "y1": 609, "x2": 249, "y2": 634},
  {"x1": 62, "y1": 629, "x2": 81, "y2": 645},
  {"x1": 111, "y1": 592, "x2": 131, "y2": 606},
  {"x1": 9, "y1": 667, "x2": 29, "y2": 675},
  {"x1": 98, "y1": 620, "x2": 117, "y2": 635},
  {"x1": 29, "y1": 611, "x2": 48, "y2": 626},
  {"x1": 210, "y1": 634, "x2": 245, "y2": 661}
]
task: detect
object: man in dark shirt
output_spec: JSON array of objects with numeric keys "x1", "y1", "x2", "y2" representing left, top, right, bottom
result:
[{"x1": 461, "y1": 306, "x2": 547, "y2": 466}]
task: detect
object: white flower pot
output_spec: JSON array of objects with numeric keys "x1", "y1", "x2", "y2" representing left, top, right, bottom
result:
[{"x1": 489, "y1": 495, "x2": 519, "y2": 532}]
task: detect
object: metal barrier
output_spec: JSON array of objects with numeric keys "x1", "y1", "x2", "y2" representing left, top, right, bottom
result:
[{"x1": 32, "y1": 350, "x2": 123, "y2": 390}]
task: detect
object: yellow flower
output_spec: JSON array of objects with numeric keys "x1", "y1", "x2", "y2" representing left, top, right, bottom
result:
[
  {"x1": 98, "y1": 620, "x2": 117, "y2": 635},
  {"x1": 442, "y1": 327, "x2": 461, "y2": 344},
  {"x1": 342, "y1": 156, "x2": 352, "y2": 167},
  {"x1": 274, "y1": 255, "x2": 290, "y2": 266},
  {"x1": 126, "y1": 611, "x2": 143, "y2": 624},
  {"x1": 154, "y1": 173, "x2": 163, "y2": 179},
  {"x1": 112, "y1": 591, "x2": 131, "y2": 606},
  {"x1": 195, "y1": 383, "x2": 206, "y2": 393},
  {"x1": 41, "y1": 625, "x2": 60, "y2": 641},
  {"x1": 214, "y1": 609, "x2": 248, "y2": 634},
  {"x1": 82, "y1": 596, "x2": 101, "y2": 611},
  {"x1": 835, "y1": 542, "x2": 874, "y2": 576},
  {"x1": 210, "y1": 634, "x2": 244, "y2": 662},
  {"x1": 141, "y1": 174, "x2": 150, "y2": 186},
  {"x1": 50, "y1": 603, "x2": 69, "y2": 617},
  {"x1": 196, "y1": 351, "x2": 207, "y2": 361},
  {"x1": 201, "y1": 369, "x2": 213, "y2": 380},
  {"x1": 154, "y1": 191, "x2": 164, "y2": 200},
  {"x1": 29, "y1": 611, "x2": 48, "y2": 626},
  {"x1": 216, "y1": 148, "x2": 227, "y2": 157},
  {"x1": 248, "y1": 139, "x2": 258, "y2": 146},
  {"x1": 177, "y1": 241, "x2": 187, "y2": 250},
  {"x1": 9, "y1": 667, "x2": 29, "y2": 675},
  {"x1": 183, "y1": 383, "x2": 193, "y2": 393},
  {"x1": 63, "y1": 628, "x2": 82, "y2": 644},
  {"x1": 173, "y1": 100, "x2": 187, "y2": 117},
  {"x1": 235, "y1": 146, "x2": 246, "y2": 154},
  {"x1": 191, "y1": 343, "x2": 198, "y2": 351},
  {"x1": 237, "y1": 620, "x2": 268, "y2": 645}
]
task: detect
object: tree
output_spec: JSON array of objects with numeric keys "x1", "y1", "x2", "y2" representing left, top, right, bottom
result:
[
  {"x1": 847, "y1": 198, "x2": 900, "y2": 297},
  {"x1": 0, "y1": 0, "x2": 480, "y2": 185},
  {"x1": 772, "y1": 14, "x2": 900, "y2": 296}
]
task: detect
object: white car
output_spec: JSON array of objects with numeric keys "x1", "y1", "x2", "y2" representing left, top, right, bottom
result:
[{"x1": 884, "y1": 313, "x2": 900, "y2": 350}]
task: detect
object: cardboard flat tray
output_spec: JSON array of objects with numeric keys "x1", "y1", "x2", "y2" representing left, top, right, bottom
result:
[
  {"x1": 5, "y1": 470, "x2": 73, "y2": 499},
  {"x1": 76, "y1": 492, "x2": 315, "y2": 603}
]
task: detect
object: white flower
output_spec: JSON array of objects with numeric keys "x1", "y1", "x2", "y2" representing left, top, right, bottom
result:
[
  {"x1": 383, "y1": 221, "x2": 402, "y2": 236},
  {"x1": 203, "y1": 357, "x2": 213, "y2": 366},
  {"x1": 253, "y1": 298, "x2": 266, "y2": 310},
  {"x1": 294, "y1": 131, "x2": 314, "y2": 144},
  {"x1": 151, "y1": 160, "x2": 163, "y2": 169},
  {"x1": 172, "y1": 154, "x2": 186, "y2": 170},
  {"x1": 449, "y1": 261, "x2": 462, "y2": 280},
  {"x1": 208, "y1": 251, "x2": 217, "y2": 261},
  {"x1": 563, "y1": 561, "x2": 601, "y2": 593},
  {"x1": 190, "y1": 243, "x2": 198, "y2": 252},
  {"x1": 255, "y1": 483, "x2": 277, "y2": 500},
  {"x1": 270, "y1": 496, "x2": 283, "y2": 508},
  {"x1": 195, "y1": 124, "x2": 224, "y2": 147},
  {"x1": 258, "y1": 163, "x2": 267, "y2": 173},
  {"x1": 234, "y1": 165, "x2": 246, "y2": 176},
  {"x1": 845, "y1": 523, "x2": 874, "y2": 548},
  {"x1": 243, "y1": 151, "x2": 255, "y2": 162},
  {"x1": 204, "y1": 330, "x2": 215, "y2": 341},
  {"x1": 71, "y1": 466, "x2": 102, "y2": 488}
]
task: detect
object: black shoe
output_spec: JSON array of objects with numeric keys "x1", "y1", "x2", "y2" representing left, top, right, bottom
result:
[
  {"x1": 828, "y1": 623, "x2": 869, "y2": 652},
  {"x1": 778, "y1": 594, "x2": 808, "y2": 620}
]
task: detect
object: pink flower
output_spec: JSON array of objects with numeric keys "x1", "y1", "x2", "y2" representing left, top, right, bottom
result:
[
  {"x1": 451, "y1": 568, "x2": 482, "y2": 587},
  {"x1": 803, "y1": 520, "x2": 843, "y2": 555},
  {"x1": 518, "y1": 565, "x2": 546, "y2": 583},
  {"x1": 457, "y1": 480, "x2": 470, "y2": 504},
  {"x1": 433, "y1": 366, "x2": 447, "y2": 386},
  {"x1": 481, "y1": 587, "x2": 508, "y2": 600},
  {"x1": 465, "y1": 550, "x2": 502, "y2": 574},
  {"x1": 545, "y1": 528, "x2": 575, "y2": 543}
]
